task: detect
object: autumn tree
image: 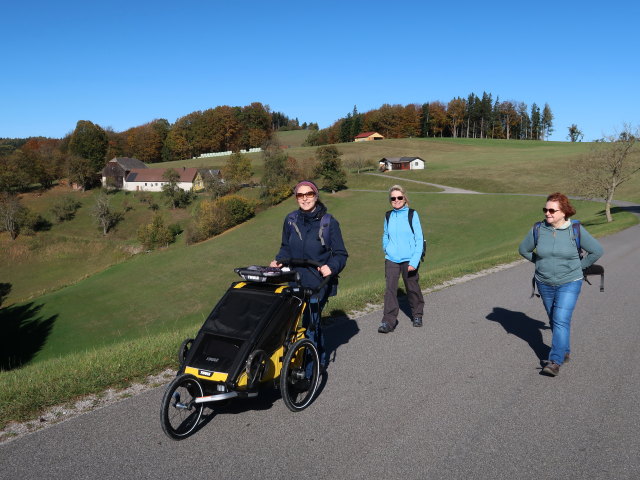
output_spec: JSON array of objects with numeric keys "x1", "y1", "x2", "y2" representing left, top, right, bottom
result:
[
  {"x1": 161, "y1": 168, "x2": 192, "y2": 209},
  {"x1": 91, "y1": 192, "x2": 122, "y2": 235},
  {"x1": 567, "y1": 124, "x2": 584, "y2": 142},
  {"x1": 260, "y1": 138, "x2": 297, "y2": 205},
  {"x1": 67, "y1": 120, "x2": 109, "y2": 173},
  {"x1": 65, "y1": 155, "x2": 96, "y2": 191},
  {"x1": 313, "y1": 146, "x2": 347, "y2": 193},
  {"x1": 572, "y1": 125, "x2": 640, "y2": 222},
  {"x1": 344, "y1": 157, "x2": 374, "y2": 174},
  {"x1": 0, "y1": 192, "x2": 25, "y2": 240},
  {"x1": 137, "y1": 214, "x2": 174, "y2": 250},
  {"x1": 447, "y1": 98, "x2": 466, "y2": 138},
  {"x1": 50, "y1": 196, "x2": 81, "y2": 223},
  {"x1": 223, "y1": 151, "x2": 253, "y2": 187}
]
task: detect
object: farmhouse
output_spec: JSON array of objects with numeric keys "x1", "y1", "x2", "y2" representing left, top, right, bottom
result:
[
  {"x1": 354, "y1": 131, "x2": 384, "y2": 142},
  {"x1": 379, "y1": 157, "x2": 425, "y2": 171},
  {"x1": 194, "y1": 169, "x2": 222, "y2": 192},
  {"x1": 123, "y1": 167, "x2": 199, "y2": 192},
  {"x1": 101, "y1": 157, "x2": 147, "y2": 189}
]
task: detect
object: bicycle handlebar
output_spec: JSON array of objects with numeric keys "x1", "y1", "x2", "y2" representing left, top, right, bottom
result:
[{"x1": 278, "y1": 258, "x2": 333, "y2": 294}]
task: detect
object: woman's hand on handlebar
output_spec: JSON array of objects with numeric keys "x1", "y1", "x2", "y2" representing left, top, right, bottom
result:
[
  {"x1": 318, "y1": 265, "x2": 332, "y2": 277},
  {"x1": 269, "y1": 260, "x2": 282, "y2": 268}
]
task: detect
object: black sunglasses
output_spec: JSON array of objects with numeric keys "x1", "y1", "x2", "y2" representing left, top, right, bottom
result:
[
  {"x1": 390, "y1": 196, "x2": 404, "y2": 201},
  {"x1": 542, "y1": 208, "x2": 561, "y2": 214}
]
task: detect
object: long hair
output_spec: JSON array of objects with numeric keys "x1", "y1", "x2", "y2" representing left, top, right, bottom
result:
[{"x1": 547, "y1": 192, "x2": 576, "y2": 218}]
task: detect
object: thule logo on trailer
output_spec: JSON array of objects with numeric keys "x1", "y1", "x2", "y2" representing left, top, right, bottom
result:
[
  {"x1": 198, "y1": 370, "x2": 213, "y2": 377},
  {"x1": 206, "y1": 356, "x2": 219, "y2": 362}
]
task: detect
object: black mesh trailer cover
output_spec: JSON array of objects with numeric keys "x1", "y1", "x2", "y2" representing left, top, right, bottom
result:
[{"x1": 185, "y1": 283, "x2": 301, "y2": 384}]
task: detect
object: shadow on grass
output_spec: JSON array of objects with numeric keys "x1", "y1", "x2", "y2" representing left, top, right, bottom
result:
[
  {"x1": 486, "y1": 307, "x2": 550, "y2": 364},
  {"x1": 0, "y1": 288, "x2": 58, "y2": 370}
]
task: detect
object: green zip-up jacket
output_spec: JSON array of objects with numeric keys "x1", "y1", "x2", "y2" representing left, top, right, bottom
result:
[{"x1": 518, "y1": 220, "x2": 603, "y2": 286}]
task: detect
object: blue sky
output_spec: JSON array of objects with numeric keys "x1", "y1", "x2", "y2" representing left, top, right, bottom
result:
[{"x1": 1, "y1": 0, "x2": 638, "y2": 142}]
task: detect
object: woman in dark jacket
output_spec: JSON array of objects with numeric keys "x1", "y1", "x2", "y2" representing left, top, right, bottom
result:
[{"x1": 270, "y1": 180, "x2": 348, "y2": 368}]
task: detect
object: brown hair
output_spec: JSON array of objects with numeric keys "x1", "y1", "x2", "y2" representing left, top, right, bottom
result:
[{"x1": 547, "y1": 192, "x2": 576, "y2": 218}]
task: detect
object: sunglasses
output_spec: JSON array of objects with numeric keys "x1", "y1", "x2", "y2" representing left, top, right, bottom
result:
[
  {"x1": 296, "y1": 191, "x2": 316, "y2": 199},
  {"x1": 390, "y1": 196, "x2": 404, "y2": 201},
  {"x1": 542, "y1": 208, "x2": 561, "y2": 214}
]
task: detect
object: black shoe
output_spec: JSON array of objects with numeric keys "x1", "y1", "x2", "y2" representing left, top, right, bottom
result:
[
  {"x1": 378, "y1": 323, "x2": 394, "y2": 333},
  {"x1": 412, "y1": 317, "x2": 423, "y2": 327}
]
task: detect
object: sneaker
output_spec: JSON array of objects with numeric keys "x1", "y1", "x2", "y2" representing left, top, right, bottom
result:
[
  {"x1": 412, "y1": 317, "x2": 423, "y2": 327},
  {"x1": 378, "y1": 323, "x2": 394, "y2": 334},
  {"x1": 542, "y1": 362, "x2": 560, "y2": 376}
]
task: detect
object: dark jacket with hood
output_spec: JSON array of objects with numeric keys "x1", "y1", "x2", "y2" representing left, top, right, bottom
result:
[{"x1": 275, "y1": 201, "x2": 348, "y2": 296}]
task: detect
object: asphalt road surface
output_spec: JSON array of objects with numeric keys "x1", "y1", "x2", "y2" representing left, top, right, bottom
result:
[{"x1": 2, "y1": 223, "x2": 639, "y2": 480}]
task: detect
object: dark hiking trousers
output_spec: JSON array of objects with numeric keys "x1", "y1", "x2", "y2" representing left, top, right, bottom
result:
[{"x1": 382, "y1": 259, "x2": 425, "y2": 327}]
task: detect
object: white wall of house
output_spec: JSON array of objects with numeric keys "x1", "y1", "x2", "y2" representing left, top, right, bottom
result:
[
  {"x1": 411, "y1": 159, "x2": 425, "y2": 169},
  {"x1": 122, "y1": 181, "x2": 193, "y2": 192}
]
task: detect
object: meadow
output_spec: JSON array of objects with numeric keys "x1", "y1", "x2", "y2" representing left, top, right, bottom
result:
[{"x1": 1, "y1": 136, "x2": 638, "y2": 431}]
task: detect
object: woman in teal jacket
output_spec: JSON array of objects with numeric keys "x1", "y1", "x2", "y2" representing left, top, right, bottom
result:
[
  {"x1": 379, "y1": 185, "x2": 425, "y2": 333},
  {"x1": 519, "y1": 192, "x2": 603, "y2": 376}
]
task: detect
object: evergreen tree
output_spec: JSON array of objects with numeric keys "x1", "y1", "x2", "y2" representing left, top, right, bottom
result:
[
  {"x1": 313, "y1": 146, "x2": 347, "y2": 192},
  {"x1": 542, "y1": 103, "x2": 554, "y2": 140}
]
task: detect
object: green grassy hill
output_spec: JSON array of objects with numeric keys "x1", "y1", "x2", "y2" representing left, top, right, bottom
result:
[{"x1": 2, "y1": 137, "x2": 639, "y2": 429}]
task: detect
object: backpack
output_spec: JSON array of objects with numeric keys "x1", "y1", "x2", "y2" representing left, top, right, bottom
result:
[
  {"x1": 385, "y1": 208, "x2": 426, "y2": 262},
  {"x1": 531, "y1": 219, "x2": 604, "y2": 296},
  {"x1": 286, "y1": 211, "x2": 333, "y2": 249}
]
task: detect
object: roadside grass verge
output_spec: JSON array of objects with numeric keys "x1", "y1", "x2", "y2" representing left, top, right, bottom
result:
[{"x1": 1, "y1": 191, "x2": 636, "y2": 430}]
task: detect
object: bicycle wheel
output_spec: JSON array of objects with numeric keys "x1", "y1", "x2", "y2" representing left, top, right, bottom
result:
[
  {"x1": 160, "y1": 374, "x2": 204, "y2": 440},
  {"x1": 280, "y1": 338, "x2": 320, "y2": 412},
  {"x1": 177, "y1": 338, "x2": 194, "y2": 364}
]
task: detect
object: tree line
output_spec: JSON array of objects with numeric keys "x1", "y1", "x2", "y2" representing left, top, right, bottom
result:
[{"x1": 305, "y1": 93, "x2": 555, "y2": 146}]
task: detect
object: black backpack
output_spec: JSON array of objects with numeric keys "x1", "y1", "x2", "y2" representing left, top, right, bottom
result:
[{"x1": 385, "y1": 208, "x2": 426, "y2": 262}]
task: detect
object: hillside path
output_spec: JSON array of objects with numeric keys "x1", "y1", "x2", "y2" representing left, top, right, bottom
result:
[{"x1": 365, "y1": 172, "x2": 482, "y2": 194}]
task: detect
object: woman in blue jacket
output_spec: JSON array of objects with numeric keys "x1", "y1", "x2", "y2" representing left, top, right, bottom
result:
[
  {"x1": 519, "y1": 192, "x2": 603, "y2": 376},
  {"x1": 270, "y1": 180, "x2": 348, "y2": 367},
  {"x1": 379, "y1": 185, "x2": 425, "y2": 333}
]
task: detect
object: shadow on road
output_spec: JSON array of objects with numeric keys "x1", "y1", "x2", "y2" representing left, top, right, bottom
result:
[{"x1": 486, "y1": 307, "x2": 550, "y2": 364}]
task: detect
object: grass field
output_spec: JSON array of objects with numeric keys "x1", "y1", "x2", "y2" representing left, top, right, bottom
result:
[{"x1": 1, "y1": 136, "x2": 639, "y2": 430}]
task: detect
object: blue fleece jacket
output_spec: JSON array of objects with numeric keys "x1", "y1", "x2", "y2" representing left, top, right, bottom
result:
[{"x1": 383, "y1": 206, "x2": 424, "y2": 269}]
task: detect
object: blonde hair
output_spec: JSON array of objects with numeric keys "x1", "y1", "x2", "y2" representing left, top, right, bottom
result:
[{"x1": 388, "y1": 184, "x2": 409, "y2": 205}]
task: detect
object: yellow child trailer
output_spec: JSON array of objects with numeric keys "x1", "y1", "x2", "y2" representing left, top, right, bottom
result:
[{"x1": 160, "y1": 260, "x2": 328, "y2": 440}]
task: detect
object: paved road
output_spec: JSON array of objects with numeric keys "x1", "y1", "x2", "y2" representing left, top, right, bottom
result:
[{"x1": 2, "y1": 225, "x2": 639, "y2": 479}]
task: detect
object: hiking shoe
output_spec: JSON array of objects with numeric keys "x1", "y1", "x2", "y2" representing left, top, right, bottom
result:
[
  {"x1": 542, "y1": 362, "x2": 560, "y2": 376},
  {"x1": 378, "y1": 323, "x2": 394, "y2": 334},
  {"x1": 412, "y1": 317, "x2": 423, "y2": 327}
]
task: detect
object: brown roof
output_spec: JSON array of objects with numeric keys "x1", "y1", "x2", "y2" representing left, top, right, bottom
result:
[
  {"x1": 355, "y1": 131, "x2": 382, "y2": 138},
  {"x1": 126, "y1": 167, "x2": 198, "y2": 183}
]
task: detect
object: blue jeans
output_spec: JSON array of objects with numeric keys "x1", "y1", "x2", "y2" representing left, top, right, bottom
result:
[{"x1": 536, "y1": 279, "x2": 582, "y2": 365}]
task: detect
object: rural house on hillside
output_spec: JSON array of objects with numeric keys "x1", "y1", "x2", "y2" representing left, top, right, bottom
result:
[
  {"x1": 194, "y1": 168, "x2": 222, "y2": 192},
  {"x1": 123, "y1": 167, "x2": 199, "y2": 192},
  {"x1": 379, "y1": 157, "x2": 425, "y2": 171},
  {"x1": 354, "y1": 132, "x2": 384, "y2": 142},
  {"x1": 101, "y1": 157, "x2": 147, "y2": 189}
]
